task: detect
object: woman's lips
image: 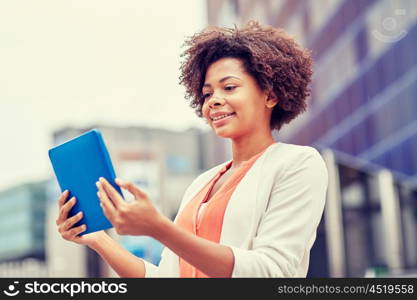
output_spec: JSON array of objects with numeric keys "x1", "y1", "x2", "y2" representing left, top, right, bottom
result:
[{"x1": 212, "y1": 113, "x2": 236, "y2": 127}]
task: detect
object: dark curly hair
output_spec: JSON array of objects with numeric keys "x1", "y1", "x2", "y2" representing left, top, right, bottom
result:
[{"x1": 179, "y1": 20, "x2": 313, "y2": 131}]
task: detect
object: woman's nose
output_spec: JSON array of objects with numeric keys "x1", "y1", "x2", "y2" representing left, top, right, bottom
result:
[{"x1": 207, "y1": 95, "x2": 225, "y2": 108}]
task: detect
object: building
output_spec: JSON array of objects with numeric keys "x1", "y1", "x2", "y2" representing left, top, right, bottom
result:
[
  {"x1": 206, "y1": 0, "x2": 417, "y2": 277},
  {"x1": 0, "y1": 180, "x2": 49, "y2": 277}
]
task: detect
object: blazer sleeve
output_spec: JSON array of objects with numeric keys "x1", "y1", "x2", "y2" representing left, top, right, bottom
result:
[{"x1": 230, "y1": 148, "x2": 328, "y2": 277}]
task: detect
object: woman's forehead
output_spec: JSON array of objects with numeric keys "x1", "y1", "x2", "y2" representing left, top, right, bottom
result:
[{"x1": 204, "y1": 58, "x2": 246, "y2": 83}]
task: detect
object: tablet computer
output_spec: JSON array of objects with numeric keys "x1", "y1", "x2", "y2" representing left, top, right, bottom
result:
[{"x1": 48, "y1": 129, "x2": 123, "y2": 235}]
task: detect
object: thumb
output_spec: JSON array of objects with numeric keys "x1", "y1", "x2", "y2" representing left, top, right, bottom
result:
[{"x1": 115, "y1": 178, "x2": 147, "y2": 200}]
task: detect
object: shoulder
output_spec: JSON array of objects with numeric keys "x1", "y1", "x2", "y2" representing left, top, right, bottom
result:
[
  {"x1": 265, "y1": 142, "x2": 327, "y2": 179},
  {"x1": 268, "y1": 142, "x2": 323, "y2": 161}
]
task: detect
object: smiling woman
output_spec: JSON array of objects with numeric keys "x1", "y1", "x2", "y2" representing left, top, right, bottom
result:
[{"x1": 55, "y1": 20, "x2": 328, "y2": 278}]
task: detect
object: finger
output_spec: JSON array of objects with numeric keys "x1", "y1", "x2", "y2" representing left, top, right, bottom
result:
[
  {"x1": 58, "y1": 190, "x2": 69, "y2": 209},
  {"x1": 98, "y1": 191, "x2": 109, "y2": 217},
  {"x1": 56, "y1": 190, "x2": 69, "y2": 224},
  {"x1": 64, "y1": 224, "x2": 87, "y2": 240},
  {"x1": 96, "y1": 182, "x2": 116, "y2": 218},
  {"x1": 56, "y1": 197, "x2": 76, "y2": 225},
  {"x1": 63, "y1": 211, "x2": 83, "y2": 231},
  {"x1": 99, "y1": 177, "x2": 124, "y2": 208},
  {"x1": 115, "y1": 178, "x2": 147, "y2": 199}
]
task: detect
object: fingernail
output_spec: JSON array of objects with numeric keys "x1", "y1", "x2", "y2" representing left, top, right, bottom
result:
[
  {"x1": 83, "y1": 225, "x2": 87, "y2": 230},
  {"x1": 96, "y1": 181, "x2": 100, "y2": 188},
  {"x1": 78, "y1": 211, "x2": 83, "y2": 216},
  {"x1": 71, "y1": 197, "x2": 76, "y2": 202},
  {"x1": 99, "y1": 177, "x2": 105, "y2": 182}
]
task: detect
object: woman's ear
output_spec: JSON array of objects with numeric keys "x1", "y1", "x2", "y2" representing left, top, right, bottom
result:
[{"x1": 265, "y1": 92, "x2": 278, "y2": 109}]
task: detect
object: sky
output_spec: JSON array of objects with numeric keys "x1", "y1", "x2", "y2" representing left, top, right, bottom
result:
[{"x1": 0, "y1": 0, "x2": 208, "y2": 191}]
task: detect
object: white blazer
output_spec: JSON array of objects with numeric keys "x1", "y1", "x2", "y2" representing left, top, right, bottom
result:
[{"x1": 144, "y1": 142, "x2": 328, "y2": 277}]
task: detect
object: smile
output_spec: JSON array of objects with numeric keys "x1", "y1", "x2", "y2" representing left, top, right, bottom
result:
[
  {"x1": 211, "y1": 112, "x2": 236, "y2": 126},
  {"x1": 211, "y1": 112, "x2": 235, "y2": 121}
]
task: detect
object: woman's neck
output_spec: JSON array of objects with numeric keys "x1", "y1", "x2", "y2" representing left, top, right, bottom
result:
[{"x1": 230, "y1": 130, "x2": 276, "y2": 169}]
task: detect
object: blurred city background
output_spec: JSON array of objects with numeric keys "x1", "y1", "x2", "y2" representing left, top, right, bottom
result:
[{"x1": 0, "y1": 0, "x2": 416, "y2": 278}]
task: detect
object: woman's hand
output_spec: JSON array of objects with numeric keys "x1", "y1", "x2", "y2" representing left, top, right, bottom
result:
[
  {"x1": 56, "y1": 190, "x2": 106, "y2": 247},
  {"x1": 96, "y1": 177, "x2": 165, "y2": 237}
]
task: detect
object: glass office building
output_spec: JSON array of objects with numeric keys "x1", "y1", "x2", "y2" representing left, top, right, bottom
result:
[
  {"x1": 0, "y1": 182, "x2": 48, "y2": 262},
  {"x1": 0, "y1": 181, "x2": 49, "y2": 276}
]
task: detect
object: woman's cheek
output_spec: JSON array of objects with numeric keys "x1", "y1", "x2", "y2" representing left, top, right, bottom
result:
[
  {"x1": 201, "y1": 104, "x2": 208, "y2": 118},
  {"x1": 202, "y1": 107, "x2": 211, "y2": 124}
]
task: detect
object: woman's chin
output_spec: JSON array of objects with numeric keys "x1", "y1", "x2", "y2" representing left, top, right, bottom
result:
[{"x1": 213, "y1": 127, "x2": 240, "y2": 139}]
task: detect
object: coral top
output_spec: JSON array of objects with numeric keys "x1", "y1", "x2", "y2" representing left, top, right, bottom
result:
[{"x1": 175, "y1": 147, "x2": 270, "y2": 277}]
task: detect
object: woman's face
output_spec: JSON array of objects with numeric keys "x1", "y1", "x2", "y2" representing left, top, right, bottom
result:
[{"x1": 201, "y1": 57, "x2": 275, "y2": 139}]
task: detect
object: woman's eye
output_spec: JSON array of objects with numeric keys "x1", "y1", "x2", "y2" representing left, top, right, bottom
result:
[
  {"x1": 225, "y1": 85, "x2": 236, "y2": 91},
  {"x1": 202, "y1": 93, "x2": 211, "y2": 100}
]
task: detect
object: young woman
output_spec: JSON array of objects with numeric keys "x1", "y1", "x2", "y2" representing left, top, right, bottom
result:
[{"x1": 56, "y1": 21, "x2": 328, "y2": 278}]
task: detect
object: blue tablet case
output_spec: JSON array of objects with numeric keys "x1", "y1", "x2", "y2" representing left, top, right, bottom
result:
[{"x1": 48, "y1": 129, "x2": 123, "y2": 235}]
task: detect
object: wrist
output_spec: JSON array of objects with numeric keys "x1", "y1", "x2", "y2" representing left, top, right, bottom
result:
[
  {"x1": 150, "y1": 214, "x2": 171, "y2": 242},
  {"x1": 87, "y1": 230, "x2": 109, "y2": 251}
]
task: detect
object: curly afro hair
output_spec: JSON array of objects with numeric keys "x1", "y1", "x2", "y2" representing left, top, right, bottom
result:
[{"x1": 179, "y1": 20, "x2": 313, "y2": 131}]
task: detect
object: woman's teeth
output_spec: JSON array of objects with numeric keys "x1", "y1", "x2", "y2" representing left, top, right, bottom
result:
[{"x1": 212, "y1": 113, "x2": 234, "y2": 121}]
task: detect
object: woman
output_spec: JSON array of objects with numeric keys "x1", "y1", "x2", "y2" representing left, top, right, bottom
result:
[{"x1": 56, "y1": 21, "x2": 328, "y2": 277}]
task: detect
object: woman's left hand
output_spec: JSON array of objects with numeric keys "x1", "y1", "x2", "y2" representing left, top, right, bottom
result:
[{"x1": 96, "y1": 177, "x2": 163, "y2": 237}]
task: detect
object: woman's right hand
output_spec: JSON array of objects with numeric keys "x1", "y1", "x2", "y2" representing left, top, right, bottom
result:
[{"x1": 56, "y1": 190, "x2": 104, "y2": 247}]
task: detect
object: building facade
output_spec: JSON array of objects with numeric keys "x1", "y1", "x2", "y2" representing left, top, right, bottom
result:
[{"x1": 0, "y1": 181, "x2": 49, "y2": 276}]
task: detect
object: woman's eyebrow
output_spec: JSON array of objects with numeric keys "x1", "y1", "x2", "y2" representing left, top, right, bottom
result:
[{"x1": 203, "y1": 76, "x2": 241, "y2": 87}]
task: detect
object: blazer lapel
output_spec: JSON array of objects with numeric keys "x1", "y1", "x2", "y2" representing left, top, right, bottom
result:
[{"x1": 220, "y1": 148, "x2": 270, "y2": 248}]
